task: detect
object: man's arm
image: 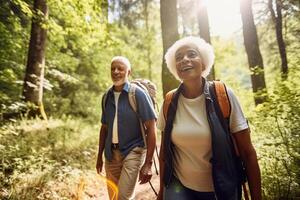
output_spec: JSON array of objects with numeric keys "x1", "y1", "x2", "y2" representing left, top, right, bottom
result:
[
  {"x1": 96, "y1": 124, "x2": 107, "y2": 174},
  {"x1": 138, "y1": 119, "x2": 156, "y2": 184},
  {"x1": 233, "y1": 128, "x2": 262, "y2": 200}
]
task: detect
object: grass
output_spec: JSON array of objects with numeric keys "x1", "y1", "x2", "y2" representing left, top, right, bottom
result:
[{"x1": 0, "y1": 117, "x2": 100, "y2": 199}]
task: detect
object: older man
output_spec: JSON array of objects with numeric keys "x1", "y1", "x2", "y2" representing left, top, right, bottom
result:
[{"x1": 96, "y1": 56, "x2": 157, "y2": 200}]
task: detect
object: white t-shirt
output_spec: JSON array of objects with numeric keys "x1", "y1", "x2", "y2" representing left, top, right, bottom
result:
[
  {"x1": 157, "y1": 88, "x2": 248, "y2": 192},
  {"x1": 112, "y1": 92, "x2": 121, "y2": 144}
]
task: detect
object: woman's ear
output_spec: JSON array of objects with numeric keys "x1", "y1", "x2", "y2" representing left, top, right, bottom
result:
[
  {"x1": 201, "y1": 62, "x2": 206, "y2": 72},
  {"x1": 127, "y1": 69, "x2": 131, "y2": 76}
]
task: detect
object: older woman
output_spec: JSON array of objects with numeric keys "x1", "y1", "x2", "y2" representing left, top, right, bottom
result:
[{"x1": 157, "y1": 37, "x2": 261, "y2": 200}]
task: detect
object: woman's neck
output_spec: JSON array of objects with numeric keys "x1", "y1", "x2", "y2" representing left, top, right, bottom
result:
[{"x1": 182, "y1": 77, "x2": 203, "y2": 99}]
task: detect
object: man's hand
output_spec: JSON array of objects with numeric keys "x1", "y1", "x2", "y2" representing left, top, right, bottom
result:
[
  {"x1": 96, "y1": 155, "x2": 103, "y2": 174},
  {"x1": 138, "y1": 162, "x2": 152, "y2": 184}
]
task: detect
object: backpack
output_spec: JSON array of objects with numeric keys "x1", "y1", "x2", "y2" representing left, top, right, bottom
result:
[
  {"x1": 162, "y1": 80, "x2": 249, "y2": 200},
  {"x1": 101, "y1": 79, "x2": 157, "y2": 148},
  {"x1": 130, "y1": 79, "x2": 157, "y2": 110}
]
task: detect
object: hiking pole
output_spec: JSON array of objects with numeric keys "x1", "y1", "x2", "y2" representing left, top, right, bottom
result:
[
  {"x1": 149, "y1": 181, "x2": 158, "y2": 196},
  {"x1": 155, "y1": 145, "x2": 159, "y2": 160},
  {"x1": 243, "y1": 183, "x2": 250, "y2": 200},
  {"x1": 150, "y1": 146, "x2": 159, "y2": 197},
  {"x1": 153, "y1": 159, "x2": 159, "y2": 175},
  {"x1": 153, "y1": 146, "x2": 159, "y2": 175}
]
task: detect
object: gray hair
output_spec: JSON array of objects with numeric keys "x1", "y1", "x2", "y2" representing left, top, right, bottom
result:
[
  {"x1": 164, "y1": 36, "x2": 215, "y2": 80},
  {"x1": 111, "y1": 56, "x2": 131, "y2": 70}
]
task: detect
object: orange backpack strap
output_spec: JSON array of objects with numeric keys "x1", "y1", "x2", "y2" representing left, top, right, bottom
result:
[
  {"x1": 163, "y1": 89, "x2": 177, "y2": 121},
  {"x1": 214, "y1": 81, "x2": 241, "y2": 155},
  {"x1": 214, "y1": 81, "x2": 231, "y2": 119}
]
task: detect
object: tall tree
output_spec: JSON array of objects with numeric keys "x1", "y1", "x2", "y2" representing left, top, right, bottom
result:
[
  {"x1": 240, "y1": 0, "x2": 267, "y2": 105},
  {"x1": 268, "y1": 0, "x2": 288, "y2": 79},
  {"x1": 22, "y1": 0, "x2": 48, "y2": 119},
  {"x1": 196, "y1": 0, "x2": 214, "y2": 80},
  {"x1": 143, "y1": 0, "x2": 153, "y2": 80},
  {"x1": 178, "y1": 0, "x2": 197, "y2": 35},
  {"x1": 101, "y1": 0, "x2": 109, "y2": 21},
  {"x1": 119, "y1": 0, "x2": 141, "y2": 28},
  {"x1": 160, "y1": 0, "x2": 180, "y2": 95}
]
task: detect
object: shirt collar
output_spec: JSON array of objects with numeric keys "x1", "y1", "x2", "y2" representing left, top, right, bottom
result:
[
  {"x1": 177, "y1": 77, "x2": 212, "y2": 101},
  {"x1": 108, "y1": 81, "x2": 130, "y2": 93},
  {"x1": 123, "y1": 81, "x2": 130, "y2": 92},
  {"x1": 202, "y1": 77, "x2": 213, "y2": 101}
]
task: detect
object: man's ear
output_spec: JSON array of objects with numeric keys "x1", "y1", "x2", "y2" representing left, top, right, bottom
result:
[{"x1": 127, "y1": 69, "x2": 131, "y2": 76}]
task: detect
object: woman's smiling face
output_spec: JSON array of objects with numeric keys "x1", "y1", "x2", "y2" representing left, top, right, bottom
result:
[{"x1": 175, "y1": 45, "x2": 204, "y2": 81}]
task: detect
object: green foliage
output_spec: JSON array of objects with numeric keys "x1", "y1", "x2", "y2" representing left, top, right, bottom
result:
[
  {"x1": 0, "y1": 0, "x2": 162, "y2": 120},
  {"x1": 0, "y1": 117, "x2": 99, "y2": 199},
  {"x1": 250, "y1": 67, "x2": 300, "y2": 199},
  {"x1": 0, "y1": 0, "x2": 30, "y2": 114},
  {"x1": 214, "y1": 32, "x2": 300, "y2": 198}
]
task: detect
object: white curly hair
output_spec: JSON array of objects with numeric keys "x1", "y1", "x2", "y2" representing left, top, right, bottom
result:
[
  {"x1": 164, "y1": 36, "x2": 215, "y2": 80},
  {"x1": 111, "y1": 56, "x2": 131, "y2": 70}
]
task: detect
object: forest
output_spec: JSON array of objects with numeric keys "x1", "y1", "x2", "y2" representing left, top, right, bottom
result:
[{"x1": 0, "y1": 0, "x2": 299, "y2": 199}]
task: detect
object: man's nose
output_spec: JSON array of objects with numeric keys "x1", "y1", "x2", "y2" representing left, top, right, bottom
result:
[{"x1": 112, "y1": 68, "x2": 119, "y2": 73}]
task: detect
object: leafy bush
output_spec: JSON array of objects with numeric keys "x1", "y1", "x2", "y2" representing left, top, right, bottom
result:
[
  {"x1": 0, "y1": 117, "x2": 99, "y2": 199},
  {"x1": 250, "y1": 68, "x2": 300, "y2": 199}
]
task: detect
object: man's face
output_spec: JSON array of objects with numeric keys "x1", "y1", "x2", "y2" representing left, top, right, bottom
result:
[{"x1": 111, "y1": 60, "x2": 130, "y2": 86}]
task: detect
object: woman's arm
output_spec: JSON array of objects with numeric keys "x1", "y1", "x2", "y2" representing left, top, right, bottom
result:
[
  {"x1": 157, "y1": 132, "x2": 165, "y2": 200},
  {"x1": 233, "y1": 128, "x2": 262, "y2": 200}
]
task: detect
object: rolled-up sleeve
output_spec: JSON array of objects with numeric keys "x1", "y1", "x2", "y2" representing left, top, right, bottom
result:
[{"x1": 157, "y1": 104, "x2": 165, "y2": 131}]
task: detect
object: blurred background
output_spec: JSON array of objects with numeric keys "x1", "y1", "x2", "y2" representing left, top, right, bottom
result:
[{"x1": 0, "y1": 0, "x2": 299, "y2": 199}]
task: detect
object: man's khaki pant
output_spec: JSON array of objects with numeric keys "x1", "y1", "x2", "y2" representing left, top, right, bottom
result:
[{"x1": 105, "y1": 147, "x2": 146, "y2": 200}]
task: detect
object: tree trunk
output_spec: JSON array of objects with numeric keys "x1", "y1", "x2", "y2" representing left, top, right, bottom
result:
[
  {"x1": 160, "y1": 0, "x2": 180, "y2": 95},
  {"x1": 240, "y1": 0, "x2": 267, "y2": 105},
  {"x1": 143, "y1": 0, "x2": 152, "y2": 80},
  {"x1": 22, "y1": 0, "x2": 48, "y2": 119},
  {"x1": 268, "y1": 0, "x2": 288, "y2": 79},
  {"x1": 197, "y1": 0, "x2": 214, "y2": 80},
  {"x1": 101, "y1": 0, "x2": 109, "y2": 22}
]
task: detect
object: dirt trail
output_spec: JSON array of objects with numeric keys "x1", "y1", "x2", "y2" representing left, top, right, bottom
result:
[
  {"x1": 78, "y1": 169, "x2": 159, "y2": 200},
  {"x1": 79, "y1": 149, "x2": 160, "y2": 200},
  {"x1": 135, "y1": 173, "x2": 159, "y2": 200}
]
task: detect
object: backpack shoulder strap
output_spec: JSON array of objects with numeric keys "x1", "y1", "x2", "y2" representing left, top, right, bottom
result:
[
  {"x1": 128, "y1": 83, "x2": 137, "y2": 113},
  {"x1": 213, "y1": 81, "x2": 231, "y2": 119},
  {"x1": 163, "y1": 89, "x2": 177, "y2": 121},
  {"x1": 128, "y1": 83, "x2": 148, "y2": 148},
  {"x1": 213, "y1": 81, "x2": 249, "y2": 198},
  {"x1": 214, "y1": 81, "x2": 241, "y2": 155}
]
